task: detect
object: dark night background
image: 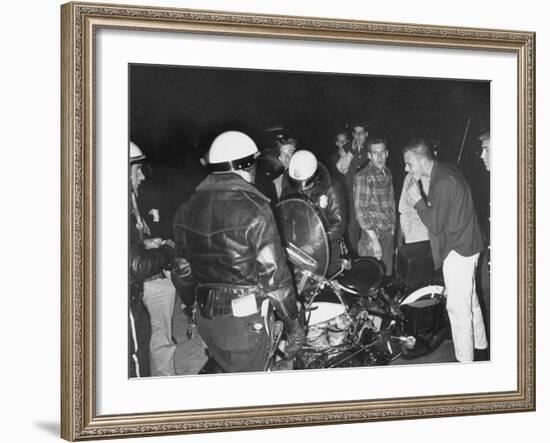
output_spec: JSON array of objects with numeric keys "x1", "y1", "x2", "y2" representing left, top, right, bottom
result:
[{"x1": 130, "y1": 64, "x2": 490, "y2": 239}]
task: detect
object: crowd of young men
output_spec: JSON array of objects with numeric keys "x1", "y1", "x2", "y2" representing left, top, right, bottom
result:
[{"x1": 128, "y1": 125, "x2": 491, "y2": 376}]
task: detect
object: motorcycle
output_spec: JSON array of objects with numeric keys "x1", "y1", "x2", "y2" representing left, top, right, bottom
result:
[{"x1": 274, "y1": 198, "x2": 448, "y2": 370}]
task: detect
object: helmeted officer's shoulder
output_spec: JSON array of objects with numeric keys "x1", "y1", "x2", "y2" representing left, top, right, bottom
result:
[{"x1": 239, "y1": 189, "x2": 271, "y2": 212}]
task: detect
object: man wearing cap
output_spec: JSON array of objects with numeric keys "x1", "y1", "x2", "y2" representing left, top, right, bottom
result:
[
  {"x1": 129, "y1": 141, "x2": 177, "y2": 377},
  {"x1": 403, "y1": 138, "x2": 488, "y2": 362},
  {"x1": 353, "y1": 138, "x2": 396, "y2": 275},
  {"x1": 173, "y1": 131, "x2": 304, "y2": 373}
]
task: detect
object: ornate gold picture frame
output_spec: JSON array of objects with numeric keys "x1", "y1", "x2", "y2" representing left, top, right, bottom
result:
[{"x1": 61, "y1": 1, "x2": 535, "y2": 440}]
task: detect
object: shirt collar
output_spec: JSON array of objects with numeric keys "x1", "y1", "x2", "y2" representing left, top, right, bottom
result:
[{"x1": 366, "y1": 162, "x2": 389, "y2": 176}]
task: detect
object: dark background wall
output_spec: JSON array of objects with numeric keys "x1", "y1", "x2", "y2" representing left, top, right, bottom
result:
[{"x1": 130, "y1": 64, "x2": 490, "y2": 238}]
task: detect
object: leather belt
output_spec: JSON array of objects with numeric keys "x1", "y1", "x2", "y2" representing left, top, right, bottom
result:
[
  {"x1": 143, "y1": 270, "x2": 166, "y2": 282},
  {"x1": 196, "y1": 284, "x2": 264, "y2": 319}
]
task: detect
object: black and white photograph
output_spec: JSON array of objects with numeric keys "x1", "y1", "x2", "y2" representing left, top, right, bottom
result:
[
  {"x1": 128, "y1": 63, "x2": 491, "y2": 378},
  {"x1": 53, "y1": 1, "x2": 537, "y2": 441}
]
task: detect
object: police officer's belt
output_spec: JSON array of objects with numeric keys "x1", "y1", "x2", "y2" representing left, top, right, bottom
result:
[{"x1": 196, "y1": 284, "x2": 265, "y2": 319}]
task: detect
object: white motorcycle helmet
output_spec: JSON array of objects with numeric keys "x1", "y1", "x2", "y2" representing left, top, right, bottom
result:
[
  {"x1": 130, "y1": 141, "x2": 146, "y2": 164},
  {"x1": 288, "y1": 150, "x2": 318, "y2": 190},
  {"x1": 207, "y1": 131, "x2": 260, "y2": 173}
]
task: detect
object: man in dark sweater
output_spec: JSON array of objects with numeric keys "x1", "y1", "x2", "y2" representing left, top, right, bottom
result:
[{"x1": 403, "y1": 139, "x2": 488, "y2": 362}]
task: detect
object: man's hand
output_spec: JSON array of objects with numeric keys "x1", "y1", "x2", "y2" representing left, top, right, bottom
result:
[
  {"x1": 143, "y1": 237, "x2": 163, "y2": 249},
  {"x1": 367, "y1": 231, "x2": 382, "y2": 260},
  {"x1": 162, "y1": 238, "x2": 176, "y2": 249},
  {"x1": 406, "y1": 178, "x2": 422, "y2": 204}
]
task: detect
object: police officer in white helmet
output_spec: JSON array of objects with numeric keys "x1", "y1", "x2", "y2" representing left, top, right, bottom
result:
[
  {"x1": 173, "y1": 131, "x2": 304, "y2": 373},
  {"x1": 283, "y1": 150, "x2": 347, "y2": 276}
]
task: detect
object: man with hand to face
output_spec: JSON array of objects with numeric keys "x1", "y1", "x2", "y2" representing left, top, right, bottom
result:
[
  {"x1": 403, "y1": 138, "x2": 488, "y2": 362},
  {"x1": 353, "y1": 138, "x2": 396, "y2": 275}
]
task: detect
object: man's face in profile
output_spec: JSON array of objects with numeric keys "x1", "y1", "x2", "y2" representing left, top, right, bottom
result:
[
  {"x1": 130, "y1": 163, "x2": 145, "y2": 193},
  {"x1": 480, "y1": 137, "x2": 491, "y2": 171},
  {"x1": 404, "y1": 151, "x2": 423, "y2": 181}
]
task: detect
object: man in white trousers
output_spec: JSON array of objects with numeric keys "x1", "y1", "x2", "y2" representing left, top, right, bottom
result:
[{"x1": 403, "y1": 138, "x2": 488, "y2": 362}]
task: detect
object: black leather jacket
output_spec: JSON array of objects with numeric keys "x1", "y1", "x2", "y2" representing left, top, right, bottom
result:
[
  {"x1": 129, "y1": 215, "x2": 174, "y2": 302},
  {"x1": 281, "y1": 167, "x2": 346, "y2": 273},
  {"x1": 173, "y1": 173, "x2": 298, "y2": 324}
]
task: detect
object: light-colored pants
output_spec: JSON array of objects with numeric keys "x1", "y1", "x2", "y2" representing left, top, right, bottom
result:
[
  {"x1": 143, "y1": 277, "x2": 176, "y2": 376},
  {"x1": 443, "y1": 250, "x2": 488, "y2": 362},
  {"x1": 358, "y1": 230, "x2": 394, "y2": 275}
]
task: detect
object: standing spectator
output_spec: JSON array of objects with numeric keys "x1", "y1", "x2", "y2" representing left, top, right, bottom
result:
[
  {"x1": 342, "y1": 123, "x2": 371, "y2": 254},
  {"x1": 349, "y1": 123, "x2": 370, "y2": 173},
  {"x1": 256, "y1": 138, "x2": 296, "y2": 204},
  {"x1": 332, "y1": 130, "x2": 353, "y2": 179},
  {"x1": 129, "y1": 141, "x2": 177, "y2": 377},
  {"x1": 403, "y1": 138, "x2": 488, "y2": 362},
  {"x1": 477, "y1": 130, "x2": 491, "y2": 343},
  {"x1": 273, "y1": 137, "x2": 297, "y2": 200},
  {"x1": 479, "y1": 130, "x2": 491, "y2": 172},
  {"x1": 354, "y1": 138, "x2": 396, "y2": 275}
]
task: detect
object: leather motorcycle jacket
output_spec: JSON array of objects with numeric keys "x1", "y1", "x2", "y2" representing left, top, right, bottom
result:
[
  {"x1": 282, "y1": 165, "x2": 346, "y2": 273},
  {"x1": 173, "y1": 173, "x2": 299, "y2": 326},
  {"x1": 129, "y1": 215, "x2": 174, "y2": 302}
]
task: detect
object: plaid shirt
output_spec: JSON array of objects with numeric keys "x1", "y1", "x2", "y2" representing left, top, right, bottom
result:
[{"x1": 354, "y1": 162, "x2": 396, "y2": 233}]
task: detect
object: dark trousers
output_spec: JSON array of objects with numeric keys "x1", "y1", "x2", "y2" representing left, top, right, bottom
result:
[
  {"x1": 197, "y1": 310, "x2": 269, "y2": 373},
  {"x1": 476, "y1": 248, "x2": 491, "y2": 343},
  {"x1": 129, "y1": 296, "x2": 151, "y2": 377}
]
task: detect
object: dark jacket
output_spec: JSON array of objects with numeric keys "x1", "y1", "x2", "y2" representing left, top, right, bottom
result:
[
  {"x1": 173, "y1": 173, "x2": 298, "y2": 323},
  {"x1": 342, "y1": 147, "x2": 369, "y2": 222},
  {"x1": 128, "y1": 210, "x2": 174, "y2": 378},
  {"x1": 281, "y1": 167, "x2": 346, "y2": 274},
  {"x1": 414, "y1": 161, "x2": 484, "y2": 269},
  {"x1": 129, "y1": 214, "x2": 174, "y2": 300}
]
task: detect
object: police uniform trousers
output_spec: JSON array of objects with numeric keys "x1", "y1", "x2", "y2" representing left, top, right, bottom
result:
[
  {"x1": 197, "y1": 310, "x2": 269, "y2": 373},
  {"x1": 129, "y1": 297, "x2": 151, "y2": 377},
  {"x1": 443, "y1": 250, "x2": 488, "y2": 362}
]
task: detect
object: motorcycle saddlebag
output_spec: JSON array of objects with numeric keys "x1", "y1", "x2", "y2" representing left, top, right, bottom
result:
[
  {"x1": 400, "y1": 298, "x2": 445, "y2": 336},
  {"x1": 395, "y1": 240, "x2": 436, "y2": 286}
]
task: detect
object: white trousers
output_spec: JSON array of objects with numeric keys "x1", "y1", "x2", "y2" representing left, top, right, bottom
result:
[
  {"x1": 143, "y1": 277, "x2": 176, "y2": 376},
  {"x1": 443, "y1": 250, "x2": 488, "y2": 362}
]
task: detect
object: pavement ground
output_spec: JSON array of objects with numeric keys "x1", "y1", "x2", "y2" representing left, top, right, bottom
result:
[{"x1": 171, "y1": 299, "x2": 457, "y2": 376}]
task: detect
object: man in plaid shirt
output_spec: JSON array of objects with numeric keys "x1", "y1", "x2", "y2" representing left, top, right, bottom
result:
[{"x1": 353, "y1": 138, "x2": 396, "y2": 275}]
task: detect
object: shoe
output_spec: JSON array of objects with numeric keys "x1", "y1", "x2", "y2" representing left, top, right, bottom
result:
[{"x1": 474, "y1": 348, "x2": 489, "y2": 362}]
